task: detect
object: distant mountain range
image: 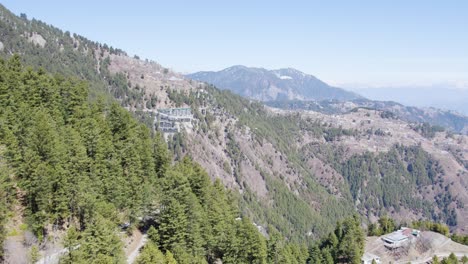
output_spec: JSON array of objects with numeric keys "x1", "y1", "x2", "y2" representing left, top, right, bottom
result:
[
  {"x1": 1, "y1": 5, "x2": 468, "y2": 262},
  {"x1": 349, "y1": 85, "x2": 468, "y2": 116},
  {"x1": 188, "y1": 65, "x2": 468, "y2": 133},
  {"x1": 187, "y1": 65, "x2": 361, "y2": 102}
]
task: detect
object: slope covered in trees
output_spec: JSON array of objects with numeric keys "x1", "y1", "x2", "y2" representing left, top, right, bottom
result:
[
  {"x1": 0, "y1": 56, "x2": 316, "y2": 263},
  {"x1": 1, "y1": 5, "x2": 467, "y2": 259},
  {"x1": 0, "y1": 4, "x2": 357, "y2": 247},
  {"x1": 0, "y1": 55, "x2": 159, "y2": 261},
  {"x1": 308, "y1": 215, "x2": 365, "y2": 264},
  {"x1": 156, "y1": 81, "x2": 465, "y2": 241},
  {"x1": 0, "y1": 4, "x2": 147, "y2": 109},
  {"x1": 307, "y1": 139, "x2": 460, "y2": 227}
]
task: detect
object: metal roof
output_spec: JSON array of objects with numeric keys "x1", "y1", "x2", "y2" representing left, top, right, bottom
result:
[{"x1": 383, "y1": 230, "x2": 408, "y2": 243}]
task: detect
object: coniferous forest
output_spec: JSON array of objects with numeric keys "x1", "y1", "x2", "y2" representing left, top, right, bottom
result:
[
  {"x1": 1, "y1": 3, "x2": 468, "y2": 264},
  {"x1": 0, "y1": 54, "x2": 463, "y2": 264},
  {"x1": 0, "y1": 56, "x2": 335, "y2": 263}
]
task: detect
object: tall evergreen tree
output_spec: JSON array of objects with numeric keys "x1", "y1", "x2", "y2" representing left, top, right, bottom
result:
[{"x1": 135, "y1": 242, "x2": 166, "y2": 264}]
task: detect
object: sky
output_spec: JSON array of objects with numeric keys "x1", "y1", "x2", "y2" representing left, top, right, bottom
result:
[{"x1": 2, "y1": 0, "x2": 468, "y2": 88}]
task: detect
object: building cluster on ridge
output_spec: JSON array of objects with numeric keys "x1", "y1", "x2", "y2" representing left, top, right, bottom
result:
[{"x1": 156, "y1": 107, "x2": 193, "y2": 133}]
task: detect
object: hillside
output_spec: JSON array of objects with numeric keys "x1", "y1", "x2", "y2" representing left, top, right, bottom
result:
[
  {"x1": 267, "y1": 99, "x2": 468, "y2": 134},
  {"x1": 0, "y1": 4, "x2": 354, "y2": 241},
  {"x1": 0, "y1": 55, "x2": 288, "y2": 263},
  {"x1": 187, "y1": 65, "x2": 361, "y2": 101},
  {"x1": 0, "y1": 4, "x2": 468, "y2": 263}
]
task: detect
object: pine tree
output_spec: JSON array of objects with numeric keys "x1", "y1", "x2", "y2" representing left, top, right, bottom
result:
[
  {"x1": 267, "y1": 227, "x2": 284, "y2": 264},
  {"x1": 206, "y1": 179, "x2": 237, "y2": 260},
  {"x1": 0, "y1": 152, "x2": 12, "y2": 260},
  {"x1": 158, "y1": 197, "x2": 188, "y2": 251},
  {"x1": 185, "y1": 193, "x2": 206, "y2": 258},
  {"x1": 135, "y1": 242, "x2": 165, "y2": 264},
  {"x1": 321, "y1": 248, "x2": 334, "y2": 264},
  {"x1": 367, "y1": 223, "x2": 379, "y2": 236},
  {"x1": 165, "y1": 251, "x2": 178, "y2": 264},
  {"x1": 237, "y1": 217, "x2": 267, "y2": 264},
  {"x1": 75, "y1": 215, "x2": 125, "y2": 263},
  {"x1": 378, "y1": 215, "x2": 396, "y2": 234},
  {"x1": 153, "y1": 132, "x2": 170, "y2": 178},
  {"x1": 61, "y1": 226, "x2": 82, "y2": 264},
  {"x1": 147, "y1": 226, "x2": 160, "y2": 244},
  {"x1": 448, "y1": 253, "x2": 459, "y2": 264},
  {"x1": 308, "y1": 245, "x2": 322, "y2": 264},
  {"x1": 61, "y1": 126, "x2": 91, "y2": 224},
  {"x1": 180, "y1": 157, "x2": 210, "y2": 205}
]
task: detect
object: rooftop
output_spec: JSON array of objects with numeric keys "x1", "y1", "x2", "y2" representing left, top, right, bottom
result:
[{"x1": 382, "y1": 229, "x2": 409, "y2": 243}]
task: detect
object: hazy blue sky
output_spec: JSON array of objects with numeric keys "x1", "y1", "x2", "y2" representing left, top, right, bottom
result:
[{"x1": 2, "y1": 0, "x2": 468, "y2": 87}]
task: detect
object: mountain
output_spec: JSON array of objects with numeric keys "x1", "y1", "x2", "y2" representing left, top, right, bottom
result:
[
  {"x1": 1, "y1": 4, "x2": 468, "y2": 263},
  {"x1": 188, "y1": 66, "x2": 468, "y2": 134},
  {"x1": 187, "y1": 65, "x2": 362, "y2": 101}
]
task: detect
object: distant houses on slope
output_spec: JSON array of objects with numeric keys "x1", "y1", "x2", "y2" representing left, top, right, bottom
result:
[
  {"x1": 156, "y1": 107, "x2": 193, "y2": 133},
  {"x1": 361, "y1": 227, "x2": 421, "y2": 264}
]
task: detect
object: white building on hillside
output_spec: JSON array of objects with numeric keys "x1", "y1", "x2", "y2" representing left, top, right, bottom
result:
[
  {"x1": 156, "y1": 107, "x2": 193, "y2": 133},
  {"x1": 382, "y1": 227, "x2": 419, "y2": 249}
]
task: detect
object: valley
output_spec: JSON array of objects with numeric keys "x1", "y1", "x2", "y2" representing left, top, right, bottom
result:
[{"x1": 0, "y1": 3, "x2": 467, "y2": 264}]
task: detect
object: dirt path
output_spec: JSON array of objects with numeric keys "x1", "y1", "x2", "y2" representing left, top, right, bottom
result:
[
  {"x1": 125, "y1": 229, "x2": 148, "y2": 264},
  {"x1": 36, "y1": 247, "x2": 72, "y2": 264}
]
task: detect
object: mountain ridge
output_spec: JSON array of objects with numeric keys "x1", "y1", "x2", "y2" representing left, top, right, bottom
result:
[
  {"x1": 187, "y1": 65, "x2": 362, "y2": 102},
  {"x1": 189, "y1": 65, "x2": 468, "y2": 133}
]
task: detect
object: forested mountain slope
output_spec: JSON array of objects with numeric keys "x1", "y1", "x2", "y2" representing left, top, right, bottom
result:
[
  {"x1": 0, "y1": 4, "x2": 355, "y2": 243},
  {"x1": 0, "y1": 4, "x2": 467, "y2": 263},
  {"x1": 0, "y1": 54, "x2": 371, "y2": 264},
  {"x1": 0, "y1": 56, "x2": 296, "y2": 263}
]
